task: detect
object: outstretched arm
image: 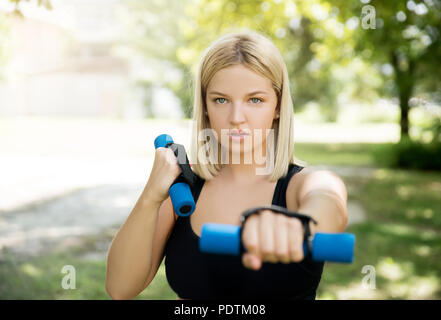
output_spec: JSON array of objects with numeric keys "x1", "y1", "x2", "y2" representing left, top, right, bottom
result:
[
  {"x1": 294, "y1": 169, "x2": 348, "y2": 234},
  {"x1": 240, "y1": 169, "x2": 349, "y2": 270}
]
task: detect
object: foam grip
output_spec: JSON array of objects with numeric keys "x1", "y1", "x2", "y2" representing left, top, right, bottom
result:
[
  {"x1": 154, "y1": 134, "x2": 174, "y2": 149},
  {"x1": 310, "y1": 233, "x2": 355, "y2": 263},
  {"x1": 169, "y1": 182, "x2": 196, "y2": 217},
  {"x1": 199, "y1": 223, "x2": 355, "y2": 263},
  {"x1": 154, "y1": 134, "x2": 195, "y2": 217},
  {"x1": 199, "y1": 224, "x2": 242, "y2": 255}
]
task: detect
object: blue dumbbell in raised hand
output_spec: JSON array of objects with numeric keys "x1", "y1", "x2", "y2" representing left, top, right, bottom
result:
[
  {"x1": 154, "y1": 134, "x2": 198, "y2": 217},
  {"x1": 199, "y1": 223, "x2": 355, "y2": 263}
]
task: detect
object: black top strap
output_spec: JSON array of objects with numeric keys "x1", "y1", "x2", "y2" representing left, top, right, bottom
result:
[{"x1": 273, "y1": 164, "x2": 304, "y2": 207}]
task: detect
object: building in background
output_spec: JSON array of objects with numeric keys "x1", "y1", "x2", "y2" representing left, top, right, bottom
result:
[{"x1": 0, "y1": 0, "x2": 182, "y2": 118}]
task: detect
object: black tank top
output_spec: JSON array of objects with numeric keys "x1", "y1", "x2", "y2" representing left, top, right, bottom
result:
[{"x1": 164, "y1": 163, "x2": 325, "y2": 300}]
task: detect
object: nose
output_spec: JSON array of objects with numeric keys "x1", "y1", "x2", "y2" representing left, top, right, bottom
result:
[{"x1": 229, "y1": 102, "x2": 246, "y2": 126}]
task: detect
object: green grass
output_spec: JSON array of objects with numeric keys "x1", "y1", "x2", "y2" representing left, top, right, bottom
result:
[
  {"x1": 316, "y1": 167, "x2": 441, "y2": 299},
  {"x1": 0, "y1": 231, "x2": 178, "y2": 300},
  {"x1": 317, "y1": 222, "x2": 441, "y2": 299},
  {"x1": 1, "y1": 142, "x2": 440, "y2": 299},
  {"x1": 355, "y1": 168, "x2": 441, "y2": 229},
  {"x1": 295, "y1": 142, "x2": 379, "y2": 167}
]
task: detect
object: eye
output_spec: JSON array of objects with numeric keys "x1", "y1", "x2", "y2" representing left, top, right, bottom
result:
[
  {"x1": 213, "y1": 97, "x2": 227, "y2": 104},
  {"x1": 250, "y1": 97, "x2": 262, "y2": 104}
]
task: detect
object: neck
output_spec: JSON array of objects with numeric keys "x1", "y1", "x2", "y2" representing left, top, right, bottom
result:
[
  {"x1": 220, "y1": 163, "x2": 262, "y2": 183},
  {"x1": 218, "y1": 143, "x2": 272, "y2": 183}
]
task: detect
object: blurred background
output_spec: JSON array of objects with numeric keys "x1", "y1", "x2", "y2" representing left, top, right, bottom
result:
[{"x1": 0, "y1": 0, "x2": 440, "y2": 300}]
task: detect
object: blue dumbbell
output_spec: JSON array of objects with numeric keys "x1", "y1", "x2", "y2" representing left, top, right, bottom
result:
[
  {"x1": 199, "y1": 223, "x2": 355, "y2": 263},
  {"x1": 154, "y1": 134, "x2": 197, "y2": 217}
]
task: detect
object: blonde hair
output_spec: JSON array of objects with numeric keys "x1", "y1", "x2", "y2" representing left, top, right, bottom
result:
[{"x1": 190, "y1": 29, "x2": 303, "y2": 181}]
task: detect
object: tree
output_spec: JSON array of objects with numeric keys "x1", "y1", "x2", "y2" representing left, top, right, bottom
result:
[
  {"x1": 331, "y1": 0, "x2": 441, "y2": 141},
  {"x1": 121, "y1": 0, "x2": 369, "y2": 121}
]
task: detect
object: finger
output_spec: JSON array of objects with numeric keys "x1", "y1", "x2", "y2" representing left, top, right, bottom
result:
[
  {"x1": 287, "y1": 218, "x2": 304, "y2": 263},
  {"x1": 274, "y1": 214, "x2": 290, "y2": 264},
  {"x1": 259, "y1": 210, "x2": 277, "y2": 263},
  {"x1": 162, "y1": 147, "x2": 178, "y2": 165},
  {"x1": 242, "y1": 253, "x2": 252, "y2": 269},
  {"x1": 242, "y1": 215, "x2": 260, "y2": 257},
  {"x1": 242, "y1": 253, "x2": 262, "y2": 271}
]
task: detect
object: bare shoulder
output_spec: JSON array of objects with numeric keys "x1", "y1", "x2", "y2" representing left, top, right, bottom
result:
[{"x1": 286, "y1": 166, "x2": 347, "y2": 209}]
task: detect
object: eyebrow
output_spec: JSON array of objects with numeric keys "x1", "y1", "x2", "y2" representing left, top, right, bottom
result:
[{"x1": 208, "y1": 90, "x2": 268, "y2": 96}]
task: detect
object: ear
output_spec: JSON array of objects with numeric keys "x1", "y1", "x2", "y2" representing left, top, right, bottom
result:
[{"x1": 273, "y1": 105, "x2": 280, "y2": 120}]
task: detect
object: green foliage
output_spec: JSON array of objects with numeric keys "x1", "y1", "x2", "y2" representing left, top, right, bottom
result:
[
  {"x1": 332, "y1": 0, "x2": 441, "y2": 88},
  {"x1": 331, "y1": 0, "x2": 441, "y2": 138},
  {"x1": 121, "y1": 0, "x2": 441, "y2": 123},
  {"x1": 372, "y1": 137, "x2": 441, "y2": 170},
  {"x1": 421, "y1": 116, "x2": 441, "y2": 144},
  {"x1": 121, "y1": 0, "x2": 382, "y2": 120}
]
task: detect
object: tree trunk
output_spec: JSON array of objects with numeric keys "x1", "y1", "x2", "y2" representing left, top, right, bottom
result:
[
  {"x1": 399, "y1": 91, "x2": 410, "y2": 141},
  {"x1": 391, "y1": 51, "x2": 415, "y2": 142}
]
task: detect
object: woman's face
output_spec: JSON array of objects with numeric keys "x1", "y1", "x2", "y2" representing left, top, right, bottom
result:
[{"x1": 205, "y1": 64, "x2": 279, "y2": 160}]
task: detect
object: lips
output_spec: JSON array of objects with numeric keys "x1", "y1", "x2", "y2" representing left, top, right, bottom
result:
[{"x1": 229, "y1": 129, "x2": 250, "y2": 136}]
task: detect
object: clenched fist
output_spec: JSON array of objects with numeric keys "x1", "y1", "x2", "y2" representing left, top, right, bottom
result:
[
  {"x1": 241, "y1": 209, "x2": 315, "y2": 270},
  {"x1": 143, "y1": 147, "x2": 182, "y2": 204}
]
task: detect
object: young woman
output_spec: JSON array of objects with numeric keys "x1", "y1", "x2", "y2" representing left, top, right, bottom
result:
[{"x1": 105, "y1": 30, "x2": 348, "y2": 300}]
